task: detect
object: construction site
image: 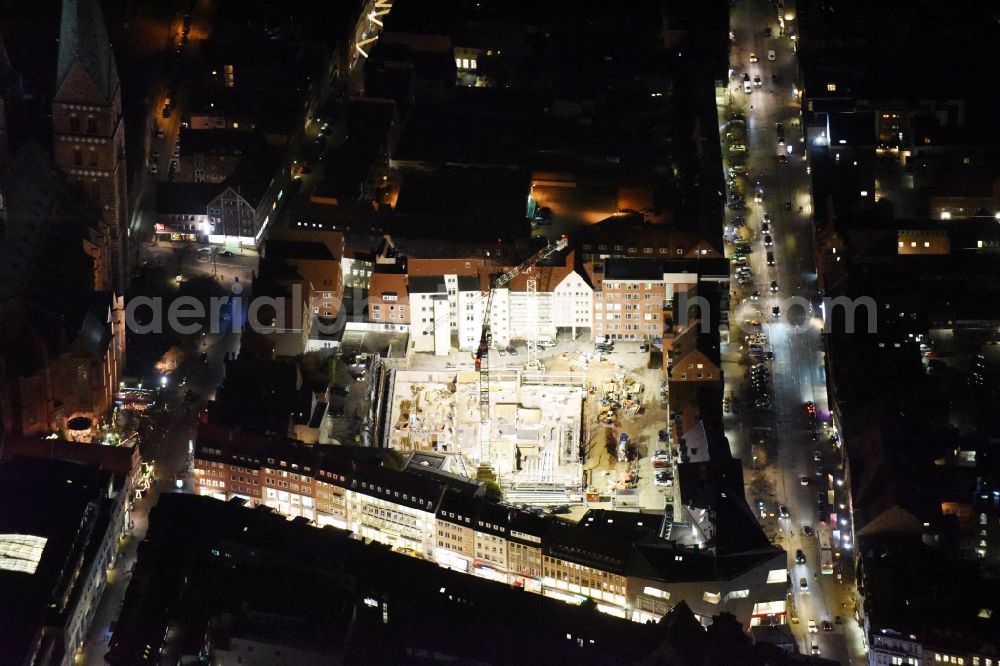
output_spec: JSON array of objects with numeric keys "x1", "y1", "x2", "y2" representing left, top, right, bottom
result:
[{"x1": 386, "y1": 368, "x2": 587, "y2": 499}]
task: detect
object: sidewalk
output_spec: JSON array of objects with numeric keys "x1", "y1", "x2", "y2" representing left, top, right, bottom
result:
[{"x1": 81, "y1": 486, "x2": 155, "y2": 665}]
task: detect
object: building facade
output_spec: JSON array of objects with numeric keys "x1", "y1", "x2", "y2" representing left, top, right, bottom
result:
[
  {"x1": 51, "y1": 0, "x2": 129, "y2": 292},
  {"x1": 193, "y1": 434, "x2": 786, "y2": 628}
]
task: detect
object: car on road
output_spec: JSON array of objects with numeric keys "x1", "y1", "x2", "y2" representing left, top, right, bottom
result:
[
  {"x1": 750, "y1": 290, "x2": 760, "y2": 301},
  {"x1": 822, "y1": 620, "x2": 834, "y2": 632},
  {"x1": 767, "y1": 49, "x2": 776, "y2": 61},
  {"x1": 764, "y1": 234, "x2": 773, "y2": 246},
  {"x1": 200, "y1": 352, "x2": 208, "y2": 365},
  {"x1": 771, "y1": 304, "x2": 781, "y2": 318},
  {"x1": 149, "y1": 163, "x2": 158, "y2": 174},
  {"x1": 811, "y1": 643, "x2": 820, "y2": 656},
  {"x1": 753, "y1": 74, "x2": 762, "y2": 87},
  {"x1": 815, "y1": 464, "x2": 824, "y2": 477},
  {"x1": 749, "y1": 52, "x2": 758, "y2": 63},
  {"x1": 506, "y1": 345, "x2": 518, "y2": 355},
  {"x1": 800, "y1": 578, "x2": 809, "y2": 592},
  {"x1": 795, "y1": 549, "x2": 806, "y2": 564},
  {"x1": 808, "y1": 619, "x2": 818, "y2": 634},
  {"x1": 770, "y1": 280, "x2": 779, "y2": 293},
  {"x1": 652, "y1": 450, "x2": 670, "y2": 468},
  {"x1": 778, "y1": 505, "x2": 789, "y2": 519},
  {"x1": 777, "y1": 154, "x2": 788, "y2": 166},
  {"x1": 802, "y1": 525, "x2": 814, "y2": 537},
  {"x1": 766, "y1": 251, "x2": 775, "y2": 266},
  {"x1": 761, "y1": 221, "x2": 770, "y2": 234},
  {"x1": 658, "y1": 429, "x2": 669, "y2": 442},
  {"x1": 218, "y1": 250, "x2": 234, "y2": 257},
  {"x1": 814, "y1": 450, "x2": 822, "y2": 462},
  {"x1": 654, "y1": 471, "x2": 673, "y2": 487},
  {"x1": 800, "y1": 475, "x2": 810, "y2": 486},
  {"x1": 805, "y1": 401, "x2": 816, "y2": 415}
]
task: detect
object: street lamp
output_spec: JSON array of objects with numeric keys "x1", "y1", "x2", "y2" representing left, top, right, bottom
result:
[{"x1": 160, "y1": 376, "x2": 168, "y2": 388}]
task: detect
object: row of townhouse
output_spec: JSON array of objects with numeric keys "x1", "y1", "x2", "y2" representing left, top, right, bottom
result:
[
  {"x1": 365, "y1": 249, "x2": 733, "y2": 351},
  {"x1": 192, "y1": 426, "x2": 787, "y2": 628}
]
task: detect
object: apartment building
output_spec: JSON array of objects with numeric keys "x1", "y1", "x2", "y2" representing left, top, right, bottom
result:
[
  {"x1": 369, "y1": 248, "x2": 594, "y2": 348},
  {"x1": 593, "y1": 258, "x2": 730, "y2": 342},
  {"x1": 192, "y1": 426, "x2": 786, "y2": 628}
]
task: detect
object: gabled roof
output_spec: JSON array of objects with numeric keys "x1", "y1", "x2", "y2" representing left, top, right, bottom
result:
[{"x1": 56, "y1": 0, "x2": 119, "y2": 101}]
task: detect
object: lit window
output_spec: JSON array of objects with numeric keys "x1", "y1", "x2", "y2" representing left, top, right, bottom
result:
[
  {"x1": 924, "y1": 241, "x2": 930, "y2": 248},
  {"x1": 827, "y1": 83, "x2": 837, "y2": 92},
  {"x1": 703, "y1": 591, "x2": 721, "y2": 604}
]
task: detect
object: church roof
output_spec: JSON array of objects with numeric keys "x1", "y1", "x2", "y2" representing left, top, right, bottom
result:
[{"x1": 56, "y1": 0, "x2": 118, "y2": 100}]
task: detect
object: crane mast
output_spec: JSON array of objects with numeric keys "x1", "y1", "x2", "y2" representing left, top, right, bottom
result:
[{"x1": 474, "y1": 236, "x2": 568, "y2": 464}]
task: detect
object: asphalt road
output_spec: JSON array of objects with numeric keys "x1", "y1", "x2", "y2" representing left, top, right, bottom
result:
[{"x1": 727, "y1": 2, "x2": 864, "y2": 663}]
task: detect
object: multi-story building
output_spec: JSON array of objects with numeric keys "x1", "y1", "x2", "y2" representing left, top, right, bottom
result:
[
  {"x1": 192, "y1": 425, "x2": 786, "y2": 628},
  {"x1": 368, "y1": 266, "x2": 411, "y2": 331},
  {"x1": 0, "y1": 456, "x2": 130, "y2": 665},
  {"x1": 593, "y1": 258, "x2": 729, "y2": 342},
  {"x1": 106, "y1": 492, "x2": 802, "y2": 665},
  {"x1": 175, "y1": 129, "x2": 267, "y2": 183},
  {"x1": 369, "y1": 248, "x2": 595, "y2": 349},
  {"x1": 51, "y1": 0, "x2": 129, "y2": 292}
]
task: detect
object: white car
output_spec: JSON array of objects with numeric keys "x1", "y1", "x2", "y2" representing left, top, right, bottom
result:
[
  {"x1": 808, "y1": 619, "x2": 818, "y2": 633},
  {"x1": 749, "y1": 53, "x2": 759, "y2": 63},
  {"x1": 768, "y1": 50, "x2": 776, "y2": 61}
]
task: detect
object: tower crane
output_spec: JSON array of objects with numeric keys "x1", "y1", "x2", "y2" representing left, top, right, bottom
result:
[{"x1": 474, "y1": 236, "x2": 568, "y2": 463}]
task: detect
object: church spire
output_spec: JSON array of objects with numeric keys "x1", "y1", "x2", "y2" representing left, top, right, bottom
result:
[{"x1": 55, "y1": 0, "x2": 119, "y2": 102}]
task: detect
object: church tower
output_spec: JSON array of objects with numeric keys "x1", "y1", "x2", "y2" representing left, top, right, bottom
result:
[{"x1": 52, "y1": 0, "x2": 128, "y2": 292}]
